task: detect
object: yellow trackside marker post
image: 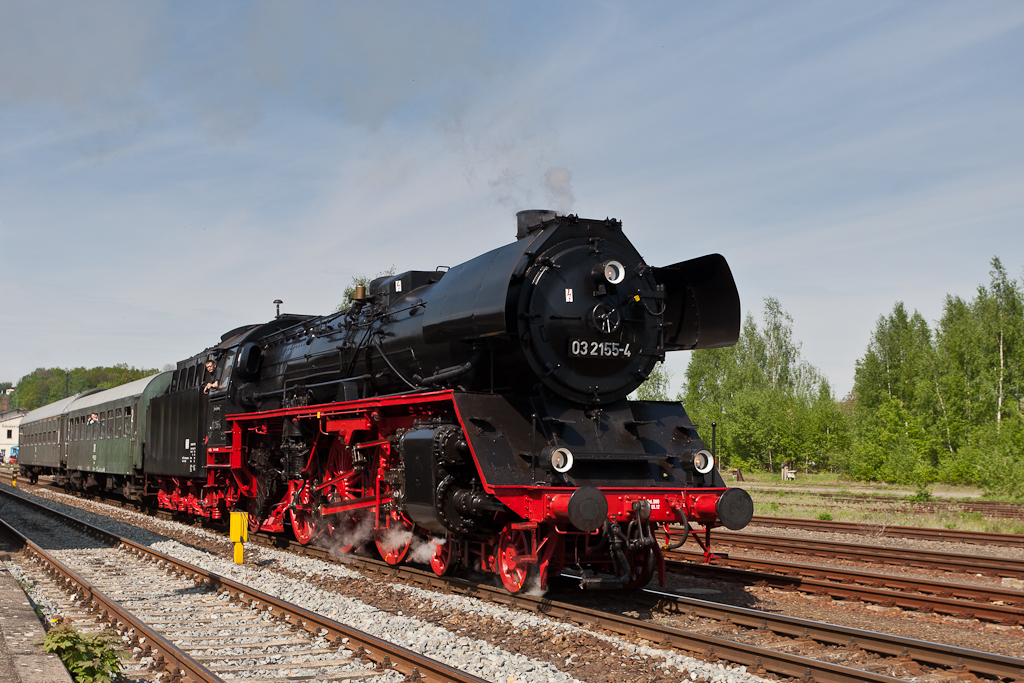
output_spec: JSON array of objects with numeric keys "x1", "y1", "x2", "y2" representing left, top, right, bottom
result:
[
  {"x1": 230, "y1": 511, "x2": 248, "y2": 564},
  {"x1": 11, "y1": 471, "x2": 16, "y2": 488}
]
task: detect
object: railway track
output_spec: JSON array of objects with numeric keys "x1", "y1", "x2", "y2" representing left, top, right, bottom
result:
[
  {"x1": 702, "y1": 530, "x2": 1024, "y2": 577},
  {"x1": 9, "y1": 480, "x2": 1024, "y2": 682},
  {"x1": 665, "y1": 551, "x2": 1024, "y2": 624},
  {"x1": 746, "y1": 515, "x2": 1024, "y2": 548},
  {"x1": 266, "y1": 535, "x2": 1024, "y2": 682},
  {"x1": 0, "y1": 488, "x2": 486, "y2": 683}
]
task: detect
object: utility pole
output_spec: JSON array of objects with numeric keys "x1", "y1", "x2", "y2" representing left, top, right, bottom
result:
[{"x1": 65, "y1": 369, "x2": 70, "y2": 399}]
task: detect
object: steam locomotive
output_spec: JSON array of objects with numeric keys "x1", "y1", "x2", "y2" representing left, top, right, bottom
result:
[{"x1": 19, "y1": 210, "x2": 752, "y2": 592}]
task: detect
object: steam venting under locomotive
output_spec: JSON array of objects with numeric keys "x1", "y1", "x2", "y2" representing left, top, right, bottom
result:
[{"x1": 20, "y1": 211, "x2": 753, "y2": 592}]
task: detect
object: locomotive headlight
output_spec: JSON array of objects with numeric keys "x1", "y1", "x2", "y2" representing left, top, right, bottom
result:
[
  {"x1": 548, "y1": 447, "x2": 574, "y2": 473},
  {"x1": 601, "y1": 260, "x2": 626, "y2": 285},
  {"x1": 592, "y1": 260, "x2": 626, "y2": 286},
  {"x1": 692, "y1": 449, "x2": 715, "y2": 474}
]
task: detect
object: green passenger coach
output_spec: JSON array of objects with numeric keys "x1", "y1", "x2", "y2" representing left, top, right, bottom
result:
[
  {"x1": 18, "y1": 372, "x2": 172, "y2": 490},
  {"x1": 17, "y1": 395, "x2": 82, "y2": 470}
]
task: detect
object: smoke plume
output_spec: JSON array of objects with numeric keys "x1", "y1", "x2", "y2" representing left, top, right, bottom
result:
[{"x1": 544, "y1": 167, "x2": 575, "y2": 213}]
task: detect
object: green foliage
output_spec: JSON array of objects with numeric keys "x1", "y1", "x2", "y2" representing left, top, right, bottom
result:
[
  {"x1": 681, "y1": 298, "x2": 849, "y2": 472},
  {"x1": 817, "y1": 512, "x2": 833, "y2": 521},
  {"x1": 39, "y1": 624, "x2": 121, "y2": 683},
  {"x1": 850, "y1": 257, "x2": 1024, "y2": 495},
  {"x1": 630, "y1": 362, "x2": 673, "y2": 401},
  {"x1": 0, "y1": 381, "x2": 11, "y2": 392},
  {"x1": 335, "y1": 267, "x2": 396, "y2": 312},
  {"x1": 909, "y1": 486, "x2": 932, "y2": 503},
  {"x1": 10, "y1": 365, "x2": 159, "y2": 411}
]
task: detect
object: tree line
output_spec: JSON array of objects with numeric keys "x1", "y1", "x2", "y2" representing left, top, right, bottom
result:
[
  {"x1": 5, "y1": 365, "x2": 159, "y2": 412},
  {"x1": 634, "y1": 256, "x2": 1024, "y2": 496}
]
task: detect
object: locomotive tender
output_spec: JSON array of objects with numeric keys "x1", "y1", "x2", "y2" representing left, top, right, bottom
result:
[{"x1": 20, "y1": 210, "x2": 753, "y2": 592}]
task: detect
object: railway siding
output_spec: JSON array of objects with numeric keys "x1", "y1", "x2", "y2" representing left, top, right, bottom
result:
[{"x1": 708, "y1": 531, "x2": 1024, "y2": 577}]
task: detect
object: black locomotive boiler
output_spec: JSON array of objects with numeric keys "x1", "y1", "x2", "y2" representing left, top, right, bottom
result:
[{"x1": 26, "y1": 210, "x2": 754, "y2": 592}]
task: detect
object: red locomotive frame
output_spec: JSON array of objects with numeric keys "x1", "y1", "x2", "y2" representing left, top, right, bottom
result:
[{"x1": 150, "y1": 389, "x2": 731, "y2": 591}]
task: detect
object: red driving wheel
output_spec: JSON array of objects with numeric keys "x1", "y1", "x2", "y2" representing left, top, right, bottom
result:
[
  {"x1": 496, "y1": 527, "x2": 536, "y2": 593},
  {"x1": 429, "y1": 538, "x2": 456, "y2": 576},
  {"x1": 375, "y1": 509, "x2": 413, "y2": 565},
  {"x1": 289, "y1": 507, "x2": 318, "y2": 545}
]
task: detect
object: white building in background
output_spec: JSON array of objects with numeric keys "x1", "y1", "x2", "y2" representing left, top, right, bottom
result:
[{"x1": 0, "y1": 410, "x2": 26, "y2": 463}]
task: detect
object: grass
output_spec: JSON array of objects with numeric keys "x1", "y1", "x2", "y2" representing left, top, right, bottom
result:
[
  {"x1": 741, "y1": 488, "x2": 1024, "y2": 534},
  {"x1": 720, "y1": 469, "x2": 1024, "y2": 534}
]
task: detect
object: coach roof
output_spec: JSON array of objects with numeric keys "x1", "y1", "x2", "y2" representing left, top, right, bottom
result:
[{"x1": 65, "y1": 372, "x2": 172, "y2": 412}]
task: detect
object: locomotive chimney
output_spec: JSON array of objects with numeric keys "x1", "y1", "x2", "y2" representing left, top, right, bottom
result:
[
  {"x1": 274, "y1": 299, "x2": 283, "y2": 318},
  {"x1": 516, "y1": 209, "x2": 559, "y2": 239}
]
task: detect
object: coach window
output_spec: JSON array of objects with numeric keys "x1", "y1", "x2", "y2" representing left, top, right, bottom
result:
[
  {"x1": 115, "y1": 408, "x2": 122, "y2": 437},
  {"x1": 124, "y1": 407, "x2": 133, "y2": 437},
  {"x1": 106, "y1": 410, "x2": 113, "y2": 438}
]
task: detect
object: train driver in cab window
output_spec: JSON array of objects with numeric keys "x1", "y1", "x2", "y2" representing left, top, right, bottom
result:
[{"x1": 203, "y1": 359, "x2": 221, "y2": 394}]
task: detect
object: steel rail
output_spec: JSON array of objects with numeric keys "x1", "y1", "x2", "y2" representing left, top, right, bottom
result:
[
  {"x1": 746, "y1": 515, "x2": 1024, "y2": 548},
  {"x1": 677, "y1": 546, "x2": 1024, "y2": 598},
  {"x1": 0, "y1": 516, "x2": 221, "y2": 683},
  {"x1": 707, "y1": 530, "x2": 1024, "y2": 577},
  {"x1": 252, "y1": 534, "x2": 1024, "y2": 682},
  {"x1": 0, "y1": 487, "x2": 486, "y2": 683},
  {"x1": 665, "y1": 555, "x2": 1024, "y2": 624}
]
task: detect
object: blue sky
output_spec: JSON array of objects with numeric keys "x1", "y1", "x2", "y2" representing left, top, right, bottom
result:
[{"x1": 1, "y1": 1, "x2": 1022, "y2": 397}]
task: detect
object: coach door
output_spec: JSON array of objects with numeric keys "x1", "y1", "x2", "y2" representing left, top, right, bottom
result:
[
  {"x1": 60, "y1": 416, "x2": 68, "y2": 468},
  {"x1": 128, "y1": 399, "x2": 138, "y2": 468}
]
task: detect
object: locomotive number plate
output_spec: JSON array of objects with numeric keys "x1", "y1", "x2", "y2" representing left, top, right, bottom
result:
[{"x1": 569, "y1": 339, "x2": 632, "y2": 358}]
